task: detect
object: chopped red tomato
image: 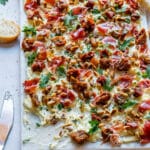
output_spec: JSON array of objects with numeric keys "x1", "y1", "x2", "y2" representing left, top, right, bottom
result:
[
  {"x1": 125, "y1": 122, "x2": 138, "y2": 129},
  {"x1": 79, "y1": 69, "x2": 92, "y2": 79},
  {"x1": 115, "y1": 0, "x2": 124, "y2": 6},
  {"x1": 113, "y1": 75, "x2": 133, "y2": 89},
  {"x1": 97, "y1": 23, "x2": 113, "y2": 35},
  {"x1": 24, "y1": 0, "x2": 38, "y2": 10},
  {"x1": 37, "y1": 49, "x2": 47, "y2": 60},
  {"x1": 127, "y1": 0, "x2": 138, "y2": 9},
  {"x1": 24, "y1": 78, "x2": 39, "y2": 94},
  {"x1": 72, "y1": 7, "x2": 87, "y2": 15},
  {"x1": 45, "y1": 10, "x2": 62, "y2": 21},
  {"x1": 139, "y1": 100, "x2": 150, "y2": 113},
  {"x1": 48, "y1": 56, "x2": 65, "y2": 71},
  {"x1": 71, "y1": 28, "x2": 86, "y2": 40},
  {"x1": 33, "y1": 41, "x2": 45, "y2": 51},
  {"x1": 45, "y1": 0, "x2": 55, "y2": 5},
  {"x1": 141, "y1": 121, "x2": 150, "y2": 144},
  {"x1": 138, "y1": 79, "x2": 150, "y2": 89},
  {"x1": 102, "y1": 36, "x2": 117, "y2": 47}
]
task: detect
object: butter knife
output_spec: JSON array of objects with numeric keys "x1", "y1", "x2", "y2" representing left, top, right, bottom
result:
[{"x1": 0, "y1": 91, "x2": 14, "y2": 150}]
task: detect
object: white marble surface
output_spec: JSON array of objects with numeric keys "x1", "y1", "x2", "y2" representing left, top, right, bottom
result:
[{"x1": 0, "y1": 1, "x2": 20, "y2": 150}]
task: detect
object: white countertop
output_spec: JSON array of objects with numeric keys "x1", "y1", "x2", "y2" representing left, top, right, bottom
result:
[{"x1": 0, "y1": 1, "x2": 20, "y2": 150}]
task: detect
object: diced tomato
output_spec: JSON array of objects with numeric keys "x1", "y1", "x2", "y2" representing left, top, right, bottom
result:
[
  {"x1": 139, "y1": 100, "x2": 150, "y2": 113},
  {"x1": 138, "y1": 44, "x2": 148, "y2": 53},
  {"x1": 33, "y1": 41, "x2": 45, "y2": 51},
  {"x1": 126, "y1": 122, "x2": 138, "y2": 129},
  {"x1": 102, "y1": 36, "x2": 117, "y2": 47},
  {"x1": 115, "y1": 0, "x2": 124, "y2": 7},
  {"x1": 138, "y1": 79, "x2": 150, "y2": 89},
  {"x1": 72, "y1": 7, "x2": 87, "y2": 15},
  {"x1": 79, "y1": 69, "x2": 92, "y2": 78},
  {"x1": 48, "y1": 56, "x2": 65, "y2": 71},
  {"x1": 37, "y1": 49, "x2": 47, "y2": 60},
  {"x1": 97, "y1": 23, "x2": 113, "y2": 35},
  {"x1": 113, "y1": 75, "x2": 133, "y2": 89},
  {"x1": 32, "y1": 61, "x2": 45, "y2": 72},
  {"x1": 45, "y1": 0, "x2": 55, "y2": 5},
  {"x1": 24, "y1": 78, "x2": 39, "y2": 94},
  {"x1": 141, "y1": 121, "x2": 150, "y2": 144},
  {"x1": 71, "y1": 28, "x2": 86, "y2": 40},
  {"x1": 45, "y1": 10, "x2": 62, "y2": 21},
  {"x1": 127, "y1": 0, "x2": 138, "y2": 9},
  {"x1": 25, "y1": 0, "x2": 38, "y2": 10}
]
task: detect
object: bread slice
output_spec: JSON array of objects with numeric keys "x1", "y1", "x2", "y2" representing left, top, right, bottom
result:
[
  {"x1": 0, "y1": 20, "x2": 20, "y2": 43},
  {"x1": 138, "y1": 0, "x2": 150, "y2": 11}
]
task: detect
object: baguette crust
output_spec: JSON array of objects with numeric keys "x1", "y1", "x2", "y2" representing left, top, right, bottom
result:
[
  {"x1": 138, "y1": 0, "x2": 150, "y2": 11},
  {"x1": 0, "y1": 20, "x2": 20, "y2": 43}
]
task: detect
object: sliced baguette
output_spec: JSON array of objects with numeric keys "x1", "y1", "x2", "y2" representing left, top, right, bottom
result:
[
  {"x1": 0, "y1": 20, "x2": 20, "y2": 43},
  {"x1": 138, "y1": 0, "x2": 150, "y2": 11}
]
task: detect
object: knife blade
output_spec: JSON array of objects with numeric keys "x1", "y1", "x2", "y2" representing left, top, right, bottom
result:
[{"x1": 0, "y1": 91, "x2": 14, "y2": 150}]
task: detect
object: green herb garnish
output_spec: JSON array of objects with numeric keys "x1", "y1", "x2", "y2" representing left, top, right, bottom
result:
[
  {"x1": 120, "y1": 100, "x2": 138, "y2": 109},
  {"x1": 0, "y1": 0, "x2": 8, "y2": 5},
  {"x1": 97, "y1": 67, "x2": 103, "y2": 75},
  {"x1": 91, "y1": 108, "x2": 98, "y2": 114},
  {"x1": 103, "y1": 78, "x2": 113, "y2": 91},
  {"x1": 64, "y1": 10, "x2": 77, "y2": 27},
  {"x1": 39, "y1": 73, "x2": 51, "y2": 88},
  {"x1": 23, "y1": 138, "x2": 30, "y2": 144},
  {"x1": 22, "y1": 26, "x2": 36, "y2": 37},
  {"x1": 27, "y1": 52, "x2": 37, "y2": 66},
  {"x1": 57, "y1": 103, "x2": 64, "y2": 110},
  {"x1": 36, "y1": 123, "x2": 41, "y2": 127},
  {"x1": 116, "y1": 5, "x2": 127, "y2": 13},
  {"x1": 88, "y1": 120, "x2": 99, "y2": 134},
  {"x1": 91, "y1": 9, "x2": 100, "y2": 14},
  {"x1": 119, "y1": 38, "x2": 134, "y2": 51},
  {"x1": 142, "y1": 66, "x2": 150, "y2": 79},
  {"x1": 56, "y1": 66, "x2": 66, "y2": 77},
  {"x1": 144, "y1": 113, "x2": 150, "y2": 120}
]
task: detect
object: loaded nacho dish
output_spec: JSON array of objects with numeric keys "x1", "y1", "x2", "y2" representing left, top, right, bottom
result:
[{"x1": 22, "y1": 0, "x2": 150, "y2": 149}]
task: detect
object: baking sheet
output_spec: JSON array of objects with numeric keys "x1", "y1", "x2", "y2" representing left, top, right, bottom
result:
[{"x1": 20, "y1": 0, "x2": 150, "y2": 149}]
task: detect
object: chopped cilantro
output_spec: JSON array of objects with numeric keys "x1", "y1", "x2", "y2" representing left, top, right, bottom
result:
[
  {"x1": 67, "y1": 108, "x2": 72, "y2": 111},
  {"x1": 103, "y1": 78, "x2": 113, "y2": 91},
  {"x1": 88, "y1": 120, "x2": 99, "y2": 134},
  {"x1": 56, "y1": 66, "x2": 66, "y2": 77},
  {"x1": 27, "y1": 52, "x2": 37, "y2": 66},
  {"x1": 125, "y1": 17, "x2": 131, "y2": 24},
  {"x1": 57, "y1": 103, "x2": 64, "y2": 110},
  {"x1": 39, "y1": 73, "x2": 51, "y2": 88},
  {"x1": 120, "y1": 100, "x2": 138, "y2": 109},
  {"x1": 36, "y1": 122, "x2": 41, "y2": 127},
  {"x1": 22, "y1": 26, "x2": 36, "y2": 37},
  {"x1": 144, "y1": 113, "x2": 150, "y2": 120},
  {"x1": 23, "y1": 138, "x2": 30, "y2": 144},
  {"x1": 0, "y1": 0, "x2": 8, "y2": 5},
  {"x1": 119, "y1": 38, "x2": 134, "y2": 51},
  {"x1": 142, "y1": 66, "x2": 150, "y2": 79},
  {"x1": 116, "y1": 5, "x2": 127, "y2": 13},
  {"x1": 97, "y1": 67, "x2": 103, "y2": 75},
  {"x1": 91, "y1": 9, "x2": 100, "y2": 14},
  {"x1": 91, "y1": 108, "x2": 97, "y2": 114},
  {"x1": 64, "y1": 11, "x2": 77, "y2": 27},
  {"x1": 72, "y1": 119, "x2": 78, "y2": 124}
]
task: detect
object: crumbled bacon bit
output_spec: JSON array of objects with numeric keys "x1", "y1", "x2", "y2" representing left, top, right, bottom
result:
[
  {"x1": 93, "y1": 92, "x2": 111, "y2": 106},
  {"x1": 70, "y1": 130, "x2": 89, "y2": 144},
  {"x1": 22, "y1": 38, "x2": 34, "y2": 51},
  {"x1": 51, "y1": 36, "x2": 66, "y2": 46}
]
